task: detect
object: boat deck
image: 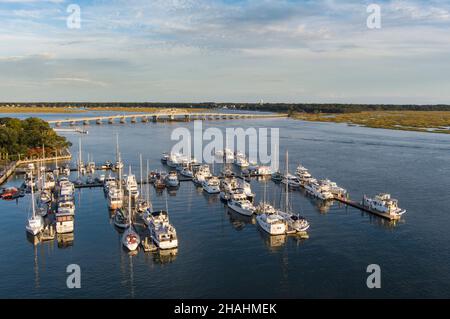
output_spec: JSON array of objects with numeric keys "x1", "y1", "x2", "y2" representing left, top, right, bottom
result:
[{"x1": 334, "y1": 196, "x2": 401, "y2": 221}]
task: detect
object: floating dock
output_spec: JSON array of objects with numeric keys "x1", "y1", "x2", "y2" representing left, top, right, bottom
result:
[{"x1": 334, "y1": 196, "x2": 401, "y2": 221}]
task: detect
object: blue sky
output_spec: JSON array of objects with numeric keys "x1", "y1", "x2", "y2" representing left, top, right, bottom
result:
[{"x1": 0, "y1": 0, "x2": 449, "y2": 103}]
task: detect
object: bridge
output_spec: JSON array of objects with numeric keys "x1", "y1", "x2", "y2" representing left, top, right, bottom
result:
[{"x1": 46, "y1": 112, "x2": 288, "y2": 126}]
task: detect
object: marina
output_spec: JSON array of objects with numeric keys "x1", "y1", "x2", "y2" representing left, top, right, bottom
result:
[{"x1": 0, "y1": 114, "x2": 449, "y2": 299}]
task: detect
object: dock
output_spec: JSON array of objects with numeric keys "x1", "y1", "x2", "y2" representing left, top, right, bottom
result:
[{"x1": 334, "y1": 196, "x2": 401, "y2": 221}]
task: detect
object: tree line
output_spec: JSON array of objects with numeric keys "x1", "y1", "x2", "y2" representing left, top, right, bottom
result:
[{"x1": 0, "y1": 117, "x2": 71, "y2": 159}]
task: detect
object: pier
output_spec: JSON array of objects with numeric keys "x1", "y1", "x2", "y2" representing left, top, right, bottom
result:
[
  {"x1": 46, "y1": 112, "x2": 288, "y2": 127},
  {"x1": 334, "y1": 196, "x2": 401, "y2": 221}
]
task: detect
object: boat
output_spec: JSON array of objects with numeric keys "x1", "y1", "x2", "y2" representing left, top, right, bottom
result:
[
  {"x1": 202, "y1": 176, "x2": 220, "y2": 194},
  {"x1": 101, "y1": 161, "x2": 112, "y2": 170},
  {"x1": 304, "y1": 179, "x2": 334, "y2": 200},
  {"x1": 55, "y1": 202, "x2": 75, "y2": 234},
  {"x1": 319, "y1": 179, "x2": 347, "y2": 197},
  {"x1": 227, "y1": 191, "x2": 255, "y2": 216},
  {"x1": 161, "y1": 152, "x2": 169, "y2": 164},
  {"x1": 63, "y1": 167, "x2": 71, "y2": 176},
  {"x1": 255, "y1": 202, "x2": 277, "y2": 215},
  {"x1": 121, "y1": 186, "x2": 140, "y2": 251},
  {"x1": 124, "y1": 169, "x2": 139, "y2": 198},
  {"x1": 148, "y1": 210, "x2": 178, "y2": 250},
  {"x1": 113, "y1": 208, "x2": 129, "y2": 229},
  {"x1": 166, "y1": 153, "x2": 181, "y2": 168},
  {"x1": 256, "y1": 213, "x2": 286, "y2": 235},
  {"x1": 39, "y1": 190, "x2": 52, "y2": 204},
  {"x1": 255, "y1": 166, "x2": 272, "y2": 176},
  {"x1": 165, "y1": 171, "x2": 179, "y2": 187},
  {"x1": 58, "y1": 200, "x2": 75, "y2": 215},
  {"x1": 248, "y1": 161, "x2": 259, "y2": 171},
  {"x1": 25, "y1": 175, "x2": 44, "y2": 236},
  {"x1": 271, "y1": 171, "x2": 283, "y2": 182},
  {"x1": 1, "y1": 187, "x2": 19, "y2": 200},
  {"x1": 276, "y1": 210, "x2": 310, "y2": 233},
  {"x1": 97, "y1": 174, "x2": 106, "y2": 183},
  {"x1": 107, "y1": 186, "x2": 123, "y2": 210},
  {"x1": 234, "y1": 154, "x2": 249, "y2": 168},
  {"x1": 236, "y1": 179, "x2": 254, "y2": 200},
  {"x1": 193, "y1": 165, "x2": 212, "y2": 185},
  {"x1": 362, "y1": 193, "x2": 406, "y2": 217},
  {"x1": 180, "y1": 167, "x2": 194, "y2": 178},
  {"x1": 281, "y1": 173, "x2": 301, "y2": 188}
]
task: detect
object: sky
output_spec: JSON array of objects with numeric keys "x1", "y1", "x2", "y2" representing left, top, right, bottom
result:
[{"x1": 0, "y1": 0, "x2": 449, "y2": 104}]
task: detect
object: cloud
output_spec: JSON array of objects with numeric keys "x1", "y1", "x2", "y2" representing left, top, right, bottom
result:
[{"x1": 49, "y1": 77, "x2": 108, "y2": 87}]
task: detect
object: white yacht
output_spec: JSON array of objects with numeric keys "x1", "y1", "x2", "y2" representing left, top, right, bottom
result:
[
  {"x1": 319, "y1": 179, "x2": 347, "y2": 197},
  {"x1": 255, "y1": 202, "x2": 277, "y2": 215},
  {"x1": 148, "y1": 210, "x2": 178, "y2": 250},
  {"x1": 236, "y1": 179, "x2": 254, "y2": 200},
  {"x1": 166, "y1": 153, "x2": 181, "y2": 168},
  {"x1": 58, "y1": 200, "x2": 75, "y2": 215},
  {"x1": 281, "y1": 173, "x2": 301, "y2": 188},
  {"x1": 234, "y1": 155, "x2": 249, "y2": 168},
  {"x1": 55, "y1": 205, "x2": 74, "y2": 234},
  {"x1": 124, "y1": 171, "x2": 139, "y2": 198},
  {"x1": 256, "y1": 213, "x2": 286, "y2": 235},
  {"x1": 165, "y1": 171, "x2": 179, "y2": 187},
  {"x1": 202, "y1": 176, "x2": 220, "y2": 194},
  {"x1": 108, "y1": 186, "x2": 123, "y2": 210},
  {"x1": 363, "y1": 193, "x2": 406, "y2": 217},
  {"x1": 227, "y1": 192, "x2": 255, "y2": 216},
  {"x1": 304, "y1": 179, "x2": 334, "y2": 200},
  {"x1": 180, "y1": 167, "x2": 193, "y2": 178},
  {"x1": 256, "y1": 166, "x2": 273, "y2": 176},
  {"x1": 26, "y1": 176, "x2": 44, "y2": 236},
  {"x1": 277, "y1": 210, "x2": 310, "y2": 233},
  {"x1": 193, "y1": 165, "x2": 212, "y2": 185}
]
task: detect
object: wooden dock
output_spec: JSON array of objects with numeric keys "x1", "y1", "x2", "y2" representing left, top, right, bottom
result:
[{"x1": 334, "y1": 196, "x2": 401, "y2": 221}]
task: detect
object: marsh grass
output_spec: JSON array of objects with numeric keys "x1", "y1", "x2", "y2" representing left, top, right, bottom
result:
[{"x1": 292, "y1": 111, "x2": 450, "y2": 134}]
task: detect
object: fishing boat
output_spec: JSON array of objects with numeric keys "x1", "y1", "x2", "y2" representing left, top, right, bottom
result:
[
  {"x1": 25, "y1": 175, "x2": 44, "y2": 236},
  {"x1": 148, "y1": 210, "x2": 178, "y2": 250},
  {"x1": 165, "y1": 171, "x2": 179, "y2": 187},
  {"x1": 227, "y1": 191, "x2": 255, "y2": 216},
  {"x1": 202, "y1": 176, "x2": 220, "y2": 194},
  {"x1": 363, "y1": 193, "x2": 406, "y2": 217}
]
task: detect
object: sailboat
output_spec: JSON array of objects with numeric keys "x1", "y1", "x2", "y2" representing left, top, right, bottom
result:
[
  {"x1": 277, "y1": 150, "x2": 310, "y2": 233},
  {"x1": 26, "y1": 175, "x2": 44, "y2": 236},
  {"x1": 121, "y1": 166, "x2": 141, "y2": 251}
]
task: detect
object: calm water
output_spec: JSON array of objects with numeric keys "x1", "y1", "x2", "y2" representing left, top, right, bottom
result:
[{"x1": 1, "y1": 112, "x2": 449, "y2": 298}]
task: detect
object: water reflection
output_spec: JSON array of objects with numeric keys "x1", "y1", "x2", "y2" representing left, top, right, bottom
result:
[
  {"x1": 257, "y1": 229, "x2": 287, "y2": 250},
  {"x1": 154, "y1": 248, "x2": 178, "y2": 264},
  {"x1": 57, "y1": 233, "x2": 74, "y2": 248},
  {"x1": 227, "y1": 209, "x2": 255, "y2": 231}
]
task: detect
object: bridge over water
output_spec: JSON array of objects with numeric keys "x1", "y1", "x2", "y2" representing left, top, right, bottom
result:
[{"x1": 46, "y1": 112, "x2": 288, "y2": 126}]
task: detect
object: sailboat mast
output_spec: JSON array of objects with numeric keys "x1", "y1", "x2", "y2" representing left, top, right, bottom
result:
[
  {"x1": 128, "y1": 166, "x2": 132, "y2": 225},
  {"x1": 30, "y1": 174, "x2": 36, "y2": 218},
  {"x1": 139, "y1": 154, "x2": 143, "y2": 195},
  {"x1": 285, "y1": 150, "x2": 289, "y2": 212}
]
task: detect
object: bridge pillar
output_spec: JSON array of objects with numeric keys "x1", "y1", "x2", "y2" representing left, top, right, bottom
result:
[
  {"x1": 131, "y1": 117, "x2": 137, "y2": 123},
  {"x1": 169, "y1": 114, "x2": 175, "y2": 121},
  {"x1": 70, "y1": 121, "x2": 76, "y2": 126},
  {"x1": 108, "y1": 118, "x2": 114, "y2": 124},
  {"x1": 83, "y1": 120, "x2": 90, "y2": 125},
  {"x1": 152, "y1": 115, "x2": 158, "y2": 122},
  {"x1": 141, "y1": 116, "x2": 148, "y2": 123},
  {"x1": 184, "y1": 115, "x2": 190, "y2": 122},
  {"x1": 96, "y1": 119, "x2": 102, "y2": 125},
  {"x1": 120, "y1": 117, "x2": 126, "y2": 124}
]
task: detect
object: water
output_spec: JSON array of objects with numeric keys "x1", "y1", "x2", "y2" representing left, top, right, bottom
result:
[{"x1": 1, "y1": 112, "x2": 449, "y2": 298}]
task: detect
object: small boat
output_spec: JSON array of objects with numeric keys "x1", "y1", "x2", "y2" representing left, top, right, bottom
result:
[
  {"x1": 165, "y1": 171, "x2": 179, "y2": 187},
  {"x1": 161, "y1": 152, "x2": 169, "y2": 164},
  {"x1": 271, "y1": 171, "x2": 283, "y2": 182},
  {"x1": 114, "y1": 208, "x2": 129, "y2": 229},
  {"x1": 202, "y1": 176, "x2": 220, "y2": 194},
  {"x1": 63, "y1": 167, "x2": 71, "y2": 176},
  {"x1": 319, "y1": 179, "x2": 347, "y2": 197},
  {"x1": 1, "y1": 187, "x2": 19, "y2": 200},
  {"x1": 234, "y1": 155, "x2": 249, "y2": 168},
  {"x1": 124, "y1": 169, "x2": 139, "y2": 198},
  {"x1": 55, "y1": 206, "x2": 75, "y2": 234},
  {"x1": 154, "y1": 176, "x2": 166, "y2": 190},
  {"x1": 86, "y1": 175, "x2": 95, "y2": 185},
  {"x1": 256, "y1": 166, "x2": 272, "y2": 176},
  {"x1": 121, "y1": 187, "x2": 140, "y2": 251},
  {"x1": 363, "y1": 193, "x2": 406, "y2": 217},
  {"x1": 108, "y1": 186, "x2": 123, "y2": 210},
  {"x1": 39, "y1": 190, "x2": 52, "y2": 204},
  {"x1": 193, "y1": 165, "x2": 212, "y2": 185},
  {"x1": 180, "y1": 167, "x2": 193, "y2": 178},
  {"x1": 237, "y1": 179, "x2": 254, "y2": 200},
  {"x1": 101, "y1": 161, "x2": 112, "y2": 170},
  {"x1": 255, "y1": 202, "x2": 277, "y2": 215}
]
